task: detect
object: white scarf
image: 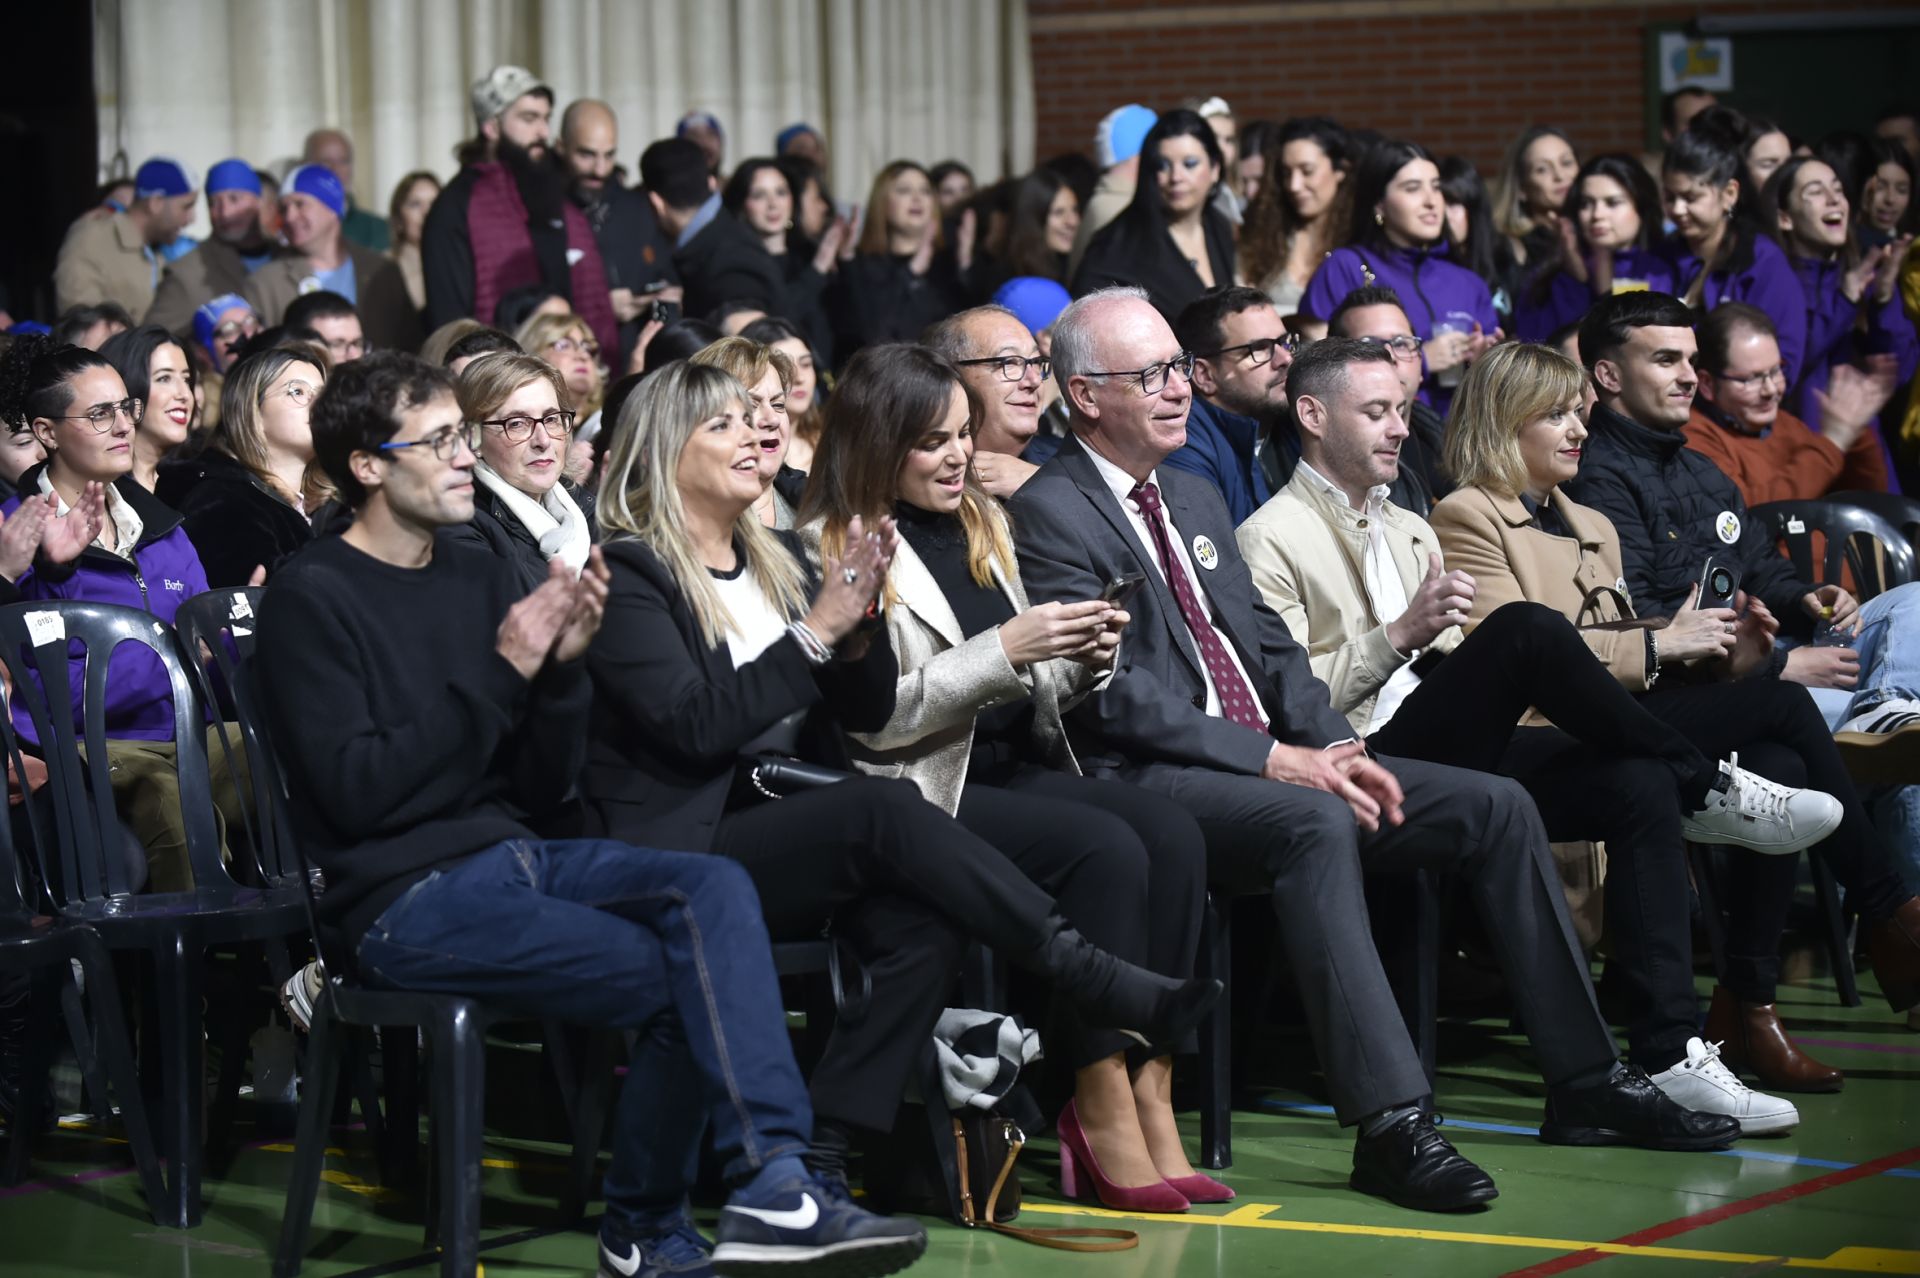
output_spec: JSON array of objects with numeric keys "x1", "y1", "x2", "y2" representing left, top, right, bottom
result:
[{"x1": 472, "y1": 462, "x2": 590, "y2": 575}]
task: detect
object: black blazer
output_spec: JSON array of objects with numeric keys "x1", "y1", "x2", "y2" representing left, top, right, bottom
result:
[
  {"x1": 582, "y1": 531, "x2": 897, "y2": 851},
  {"x1": 157, "y1": 451, "x2": 313, "y2": 587},
  {"x1": 674, "y1": 211, "x2": 788, "y2": 321},
  {"x1": 1009, "y1": 435, "x2": 1355, "y2": 779}
]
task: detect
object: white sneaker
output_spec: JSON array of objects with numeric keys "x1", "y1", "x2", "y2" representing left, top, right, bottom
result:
[
  {"x1": 1680, "y1": 753, "x2": 1842, "y2": 854},
  {"x1": 280, "y1": 960, "x2": 325, "y2": 1034},
  {"x1": 1649, "y1": 1037, "x2": 1799, "y2": 1135},
  {"x1": 1835, "y1": 697, "x2": 1920, "y2": 787}
]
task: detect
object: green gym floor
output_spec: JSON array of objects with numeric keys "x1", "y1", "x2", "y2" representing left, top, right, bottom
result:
[{"x1": 2, "y1": 973, "x2": 1916, "y2": 1278}]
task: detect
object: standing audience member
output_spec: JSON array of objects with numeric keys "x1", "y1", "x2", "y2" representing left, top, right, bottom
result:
[
  {"x1": 255, "y1": 350, "x2": 928, "y2": 1278},
  {"x1": 1240, "y1": 117, "x2": 1355, "y2": 315},
  {"x1": 988, "y1": 169, "x2": 1081, "y2": 291},
  {"x1": 1074, "y1": 110, "x2": 1237, "y2": 326},
  {"x1": 1492, "y1": 126, "x2": 1580, "y2": 268},
  {"x1": 244, "y1": 166, "x2": 420, "y2": 354},
  {"x1": 677, "y1": 110, "x2": 727, "y2": 176},
  {"x1": 777, "y1": 123, "x2": 827, "y2": 167},
  {"x1": 159, "y1": 342, "x2": 323, "y2": 585},
  {"x1": 1187, "y1": 96, "x2": 1243, "y2": 227},
  {"x1": 558, "y1": 100, "x2": 681, "y2": 364},
  {"x1": 1166, "y1": 286, "x2": 1296, "y2": 523},
  {"x1": 98, "y1": 324, "x2": 193, "y2": 492},
  {"x1": 1071, "y1": 105, "x2": 1158, "y2": 271},
  {"x1": 422, "y1": 66, "x2": 618, "y2": 359},
  {"x1": 777, "y1": 156, "x2": 838, "y2": 251},
  {"x1": 930, "y1": 161, "x2": 976, "y2": 216},
  {"x1": 799, "y1": 344, "x2": 1221, "y2": 1211},
  {"x1": 1440, "y1": 157, "x2": 1521, "y2": 320},
  {"x1": 51, "y1": 303, "x2": 133, "y2": 352},
  {"x1": 1512, "y1": 154, "x2": 1674, "y2": 342},
  {"x1": 147, "y1": 159, "x2": 278, "y2": 335},
  {"x1": 1010, "y1": 289, "x2": 1741, "y2": 1212},
  {"x1": 722, "y1": 158, "x2": 840, "y2": 355},
  {"x1": 386, "y1": 171, "x2": 441, "y2": 315},
  {"x1": 1663, "y1": 86, "x2": 1720, "y2": 148},
  {"x1": 303, "y1": 128, "x2": 390, "y2": 251},
  {"x1": 829, "y1": 162, "x2": 967, "y2": 365},
  {"x1": 55, "y1": 157, "x2": 199, "y2": 319},
  {"x1": 643, "y1": 139, "x2": 786, "y2": 326}
]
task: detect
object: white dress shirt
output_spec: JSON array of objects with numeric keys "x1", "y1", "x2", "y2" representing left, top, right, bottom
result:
[{"x1": 1085, "y1": 447, "x2": 1269, "y2": 728}]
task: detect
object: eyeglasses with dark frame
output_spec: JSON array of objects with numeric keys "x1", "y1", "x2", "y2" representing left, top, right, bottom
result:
[
  {"x1": 954, "y1": 354, "x2": 1052, "y2": 383},
  {"x1": 481, "y1": 409, "x2": 577, "y2": 443},
  {"x1": 1080, "y1": 352, "x2": 1196, "y2": 396},
  {"x1": 1198, "y1": 334, "x2": 1302, "y2": 367},
  {"x1": 50, "y1": 397, "x2": 144, "y2": 431},
  {"x1": 377, "y1": 421, "x2": 481, "y2": 462}
]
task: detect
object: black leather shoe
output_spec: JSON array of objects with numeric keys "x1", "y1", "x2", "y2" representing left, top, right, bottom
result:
[
  {"x1": 1539, "y1": 1064, "x2": 1741, "y2": 1151},
  {"x1": 1350, "y1": 1112, "x2": 1498, "y2": 1211}
]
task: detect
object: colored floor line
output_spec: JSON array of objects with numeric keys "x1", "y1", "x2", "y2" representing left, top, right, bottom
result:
[
  {"x1": 1257, "y1": 1099, "x2": 1920, "y2": 1179},
  {"x1": 1496, "y1": 1144, "x2": 1920, "y2": 1278},
  {"x1": 1018, "y1": 1201, "x2": 1920, "y2": 1273},
  {"x1": 1794, "y1": 1036, "x2": 1920, "y2": 1056}
]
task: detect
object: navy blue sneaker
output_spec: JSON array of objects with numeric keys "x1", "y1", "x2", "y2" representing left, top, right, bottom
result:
[
  {"x1": 712, "y1": 1174, "x2": 926, "y2": 1277},
  {"x1": 599, "y1": 1218, "x2": 715, "y2": 1277}
]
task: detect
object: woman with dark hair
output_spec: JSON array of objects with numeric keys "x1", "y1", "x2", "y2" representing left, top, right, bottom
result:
[
  {"x1": 994, "y1": 168, "x2": 1080, "y2": 288},
  {"x1": 775, "y1": 155, "x2": 837, "y2": 250},
  {"x1": 720, "y1": 157, "x2": 841, "y2": 355},
  {"x1": 1300, "y1": 139, "x2": 1501, "y2": 410},
  {"x1": 639, "y1": 317, "x2": 724, "y2": 377},
  {"x1": 827, "y1": 161, "x2": 968, "y2": 366},
  {"x1": 386, "y1": 170, "x2": 441, "y2": 313},
  {"x1": 1072, "y1": 108, "x2": 1237, "y2": 324},
  {"x1": 797, "y1": 343, "x2": 1219, "y2": 1210},
  {"x1": 1763, "y1": 155, "x2": 1917, "y2": 480},
  {"x1": 1860, "y1": 138, "x2": 1917, "y2": 243},
  {"x1": 1240, "y1": 117, "x2": 1355, "y2": 314},
  {"x1": 1661, "y1": 127, "x2": 1808, "y2": 382},
  {"x1": 158, "y1": 342, "x2": 325, "y2": 585},
  {"x1": 1742, "y1": 118, "x2": 1794, "y2": 196},
  {"x1": 1491, "y1": 125, "x2": 1580, "y2": 268},
  {"x1": 1512, "y1": 154, "x2": 1676, "y2": 342},
  {"x1": 98, "y1": 324, "x2": 193, "y2": 493},
  {"x1": 929, "y1": 160, "x2": 975, "y2": 215},
  {"x1": 1440, "y1": 156, "x2": 1521, "y2": 321}
]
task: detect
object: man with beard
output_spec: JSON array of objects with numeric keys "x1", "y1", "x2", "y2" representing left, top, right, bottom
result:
[
  {"x1": 1168, "y1": 287, "x2": 1298, "y2": 524},
  {"x1": 556, "y1": 98, "x2": 679, "y2": 367},
  {"x1": 147, "y1": 159, "x2": 281, "y2": 336},
  {"x1": 1328, "y1": 286, "x2": 1451, "y2": 505},
  {"x1": 422, "y1": 65, "x2": 618, "y2": 358}
]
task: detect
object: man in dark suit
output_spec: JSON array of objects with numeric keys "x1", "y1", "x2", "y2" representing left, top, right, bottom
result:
[
  {"x1": 1009, "y1": 288, "x2": 1739, "y2": 1212},
  {"x1": 639, "y1": 138, "x2": 784, "y2": 324}
]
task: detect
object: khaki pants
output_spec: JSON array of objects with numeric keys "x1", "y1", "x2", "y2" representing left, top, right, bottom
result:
[{"x1": 101, "y1": 724, "x2": 253, "y2": 893}]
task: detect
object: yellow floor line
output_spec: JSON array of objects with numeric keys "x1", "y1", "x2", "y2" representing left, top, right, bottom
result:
[{"x1": 1017, "y1": 1202, "x2": 1920, "y2": 1274}]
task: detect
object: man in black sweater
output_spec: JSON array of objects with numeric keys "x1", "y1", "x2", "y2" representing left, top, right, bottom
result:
[{"x1": 255, "y1": 353, "x2": 924, "y2": 1278}]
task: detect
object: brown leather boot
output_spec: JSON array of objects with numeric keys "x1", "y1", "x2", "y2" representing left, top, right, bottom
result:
[
  {"x1": 1702, "y1": 986, "x2": 1843, "y2": 1093},
  {"x1": 1867, "y1": 898, "x2": 1920, "y2": 1014}
]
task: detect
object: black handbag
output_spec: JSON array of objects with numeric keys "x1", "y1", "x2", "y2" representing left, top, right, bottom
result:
[{"x1": 741, "y1": 752, "x2": 857, "y2": 800}]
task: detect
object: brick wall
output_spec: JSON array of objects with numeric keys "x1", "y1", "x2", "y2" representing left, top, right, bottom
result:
[{"x1": 1029, "y1": 0, "x2": 1909, "y2": 176}]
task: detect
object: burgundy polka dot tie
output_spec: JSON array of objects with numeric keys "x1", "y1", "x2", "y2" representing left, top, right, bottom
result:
[{"x1": 1130, "y1": 481, "x2": 1265, "y2": 731}]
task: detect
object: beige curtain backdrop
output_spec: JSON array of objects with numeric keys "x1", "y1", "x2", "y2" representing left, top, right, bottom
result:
[{"x1": 92, "y1": 0, "x2": 1034, "y2": 229}]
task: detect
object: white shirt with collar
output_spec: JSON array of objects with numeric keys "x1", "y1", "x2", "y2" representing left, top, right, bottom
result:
[
  {"x1": 37, "y1": 472, "x2": 141, "y2": 561},
  {"x1": 1084, "y1": 445, "x2": 1269, "y2": 729},
  {"x1": 1294, "y1": 460, "x2": 1420, "y2": 733}
]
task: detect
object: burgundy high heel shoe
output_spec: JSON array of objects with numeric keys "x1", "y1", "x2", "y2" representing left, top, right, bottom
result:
[
  {"x1": 1056, "y1": 1099, "x2": 1191, "y2": 1214},
  {"x1": 1162, "y1": 1172, "x2": 1235, "y2": 1203}
]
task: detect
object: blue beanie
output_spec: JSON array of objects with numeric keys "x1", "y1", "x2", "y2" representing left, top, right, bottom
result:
[
  {"x1": 1094, "y1": 105, "x2": 1158, "y2": 168},
  {"x1": 993, "y1": 277, "x2": 1074, "y2": 337},
  {"x1": 283, "y1": 164, "x2": 346, "y2": 220},
  {"x1": 193, "y1": 294, "x2": 253, "y2": 358},
  {"x1": 776, "y1": 123, "x2": 819, "y2": 154},
  {"x1": 206, "y1": 159, "x2": 262, "y2": 197},
  {"x1": 134, "y1": 156, "x2": 199, "y2": 199}
]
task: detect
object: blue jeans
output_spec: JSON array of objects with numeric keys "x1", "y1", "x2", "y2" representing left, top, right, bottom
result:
[{"x1": 355, "y1": 838, "x2": 812, "y2": 1236}]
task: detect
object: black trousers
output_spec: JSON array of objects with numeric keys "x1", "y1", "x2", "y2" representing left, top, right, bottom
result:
[
  {"x1": 955, "y1": 767, "x2": 1206, "y2": 1068},
  {"x1": 1131, "y1": 750, "x2": 1617, "y2": 1125},
  {"x1": 712, "y1": 776, "x2": 1058, "y2": 1131}
]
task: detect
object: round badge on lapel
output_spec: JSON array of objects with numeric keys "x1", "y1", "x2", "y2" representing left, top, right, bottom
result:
[
  {"x1": 1191, "y1": 535, "x2": 1220, "y2": 570},
  {"x1": 1715, "y1": 511, "x2": 1741, "y2": 544}
]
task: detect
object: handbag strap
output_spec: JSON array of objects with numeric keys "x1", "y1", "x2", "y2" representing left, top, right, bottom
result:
[
  {"x1": 955, "y1": 1118, "x2": 1138, "y2": 1253},
  {"x1": 1576, "y1": 584, "x2": 1664, "y2": 632}
]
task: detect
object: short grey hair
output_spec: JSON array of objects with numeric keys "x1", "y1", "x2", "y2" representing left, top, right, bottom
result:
[
  {"x1": 922, "y1": 304, "x2": 1019, "y2": 362},
  {"x1": 1049, "y1": 286, "x2": 1151, "y2": 390}
]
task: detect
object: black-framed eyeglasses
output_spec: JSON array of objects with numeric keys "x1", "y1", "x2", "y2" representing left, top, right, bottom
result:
[
  {"x1": 955, "y1": 354, "x2": 1051, "y2": 383},
  {"x1": 481, "y1": 410, "x2": 577, "y2": 443},
  {"x1": 52, "y1": 397, "x2": 143, "y2": 431},
  {"x1": 378, "y1": 421, "x2": 480, "y2": 462},
  {"x1": 1082, "y1": 352, "x2": 1195, "y2": 396},
  {"x1": 1357, "y1": 334, "x2": 1424, "y2": 357},
  {"x1": 1199, "y1": 334, "x2": 1301, "y2": 367}
]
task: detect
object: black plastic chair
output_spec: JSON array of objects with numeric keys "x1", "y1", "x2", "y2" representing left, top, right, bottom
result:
[
  {"x1": 1750, "y1": 498, "x2": 1917, "y2": 599},
  {"x1": 0, "y1": 599, "x2": 308, "y2": 1226},
  {"x1": 1830, "y1": 490, "x2": 1920, "y2": 556}
]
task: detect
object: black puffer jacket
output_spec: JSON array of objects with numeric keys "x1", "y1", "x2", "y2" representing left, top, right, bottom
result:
[
  {"x1": 1566, "y1": 403, "x2": 1813, "y2": 638},
  {"x1": 442, "y1": 480, "x2": 599, "y2": 596}
]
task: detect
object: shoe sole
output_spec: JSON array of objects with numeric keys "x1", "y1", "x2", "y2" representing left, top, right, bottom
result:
[
  {"x1": 1835, "y1": 729, "x2": 1920, "y2": 787},
  {"x1": 712, "y1": 1234, "x2": 928, "y2": 1278},
  {"x1": 1679, "y1": 810, "x2": 1842, "y2": 856},
  {"x1": 1348, "y1": 1169, "x2": 1498, "y2": 1212},
  {"x1": 280, "y1": 976, "x2": 316, "y2": 1035},
  {"x1": 1537, "y1": 1123, "x2": 1736, "y2": 1151},
  {"x1": 1736, "y1": 1110, "x2": 1800, "y2": 1136}
]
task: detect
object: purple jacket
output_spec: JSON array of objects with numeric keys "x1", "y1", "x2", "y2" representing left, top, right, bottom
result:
[
  {"x1": 1787, "y1": 253, "x2": 1917, "y2": 493},
  {"x1": 5, "y1": 471, "x2": 211, "y2": 742},
  {"x1": 1511, "y1": 248, "x2": 1679, "y2": 343},
  {"x1": 1665, "y1": 232, "x2": 1808, "y2": 385},
  {"x1": 1300, "y1": 241, "x2": 1498, "y2": 413}
]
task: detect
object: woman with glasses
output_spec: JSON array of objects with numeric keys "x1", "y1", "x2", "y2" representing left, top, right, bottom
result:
[
  {"x1": 1511, "y1": 155, "x2": 1674, "y2": 343},
  {"x1": 158, "y1": 341, "x2": 327, "y2": 586},
  {"x1": 451, "y1": 351, "x2": 594, "y2": 591},
  {"x1": 798, "y1": 344, "x2": 1220, "y2": 1212},
  {"x1": 583, "y1": 359, "x2": 1219, "y2": 1202},
  {"x1": 98, "y1": 324, "x2": 195, "y2": 493},
  {"x1": 1073, "y1": 109, "x2": 1237, "y2": 326},
  {"x1": 515, "y1": 310, "x2": 606, "y2": 487}
]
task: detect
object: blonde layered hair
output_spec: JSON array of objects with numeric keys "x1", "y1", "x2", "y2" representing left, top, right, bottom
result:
[
  {"x1": 597, "y1": 361, "x2": 810, "y2": 647},
  {"x1": 1443, "y1": 342, "x2": 1588, "y2": 497},
  {"x1": 515, "y1": 310, "x2": 605, "y2": 419},
  {"x1": 690, "y1": 336, "x2": 796, "y2": 400}
]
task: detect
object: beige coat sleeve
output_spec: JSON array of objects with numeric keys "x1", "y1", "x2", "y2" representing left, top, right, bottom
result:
[
  {"x1": 853, "y1": 624, "x2": 1032, "y2": 754},
  {"x1": 1238, "y1": 522, "x2": 1404, "y2": 717}
]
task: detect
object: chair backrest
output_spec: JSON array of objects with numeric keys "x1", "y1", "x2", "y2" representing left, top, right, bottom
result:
[
  {"x1": 172, "y1": 587, "x2": 299, "y2": 886},
  {"x1": 1748, "y1": 499, "x2": 1917, "y2": 599},
  {"x1": 1829, "y1": 490, "x2": 1920, "y2": 555},
  {"x1": 0, "y1": 599, "x2": 233, "y2": 908},
  {"x1": 0, "y1": 704, "x2": 45, "y2": 924}
]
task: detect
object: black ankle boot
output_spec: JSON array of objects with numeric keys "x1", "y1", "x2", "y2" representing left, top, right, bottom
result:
[{"x1": 1018, "y1": 917, "x2": 1221, "y2": 1047}]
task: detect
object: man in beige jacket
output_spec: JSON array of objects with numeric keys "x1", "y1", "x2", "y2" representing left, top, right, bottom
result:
[{"x1": 54, "y1": 157, "x2": 200, "y2": 319}]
